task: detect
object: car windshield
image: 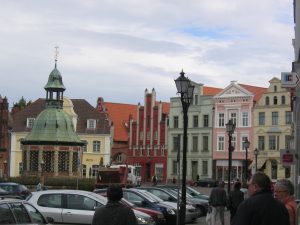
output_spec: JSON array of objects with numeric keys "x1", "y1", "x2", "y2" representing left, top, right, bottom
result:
[
  {"x1": 0, "y1": 185, "x2": 17, "y2": 193},
  {"x1": 89, "y1": 192, "x2": 107, "y2": 204},
  {"x1": 168, "y1": 189, "x2": 193, "y2": 199},
  {"x1": 135, "y1": 189, "x2": 162, "y2": 203}
]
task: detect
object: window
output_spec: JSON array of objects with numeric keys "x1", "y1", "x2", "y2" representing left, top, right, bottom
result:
[
  {"x1": 202, "y1": 161, "x2": 208, "y2": 176},
  {"x1": 266, "y1": 96, "x2": 269, "y2": 105},
  {"x1": 282, "y1": 96, "x2": 286, "y2": 104},
  {"x1": 232, "y1": 136, "x2": 236, "y2": 151},
  {"x1": 286, "y1": 111, "x2": 292, "y2": 124},
  {"x1": 173, "y1": 136, "x2": 180, "y2": 152},
  {"x1": 19, "y1": 162, "x2": 23, "y2": 175},
  {"x1": 147, "y1": 132, "x2": 150, "y2": 140},
  {"x1": 272, "y1": 112, "x2": 278, "y2": 125},
  {"x1": 91, "y1": 165, "x2": 99, "y2": 178},
  {"x1": 0, "y1": 203, "x2": 15, "y2": 224},
  {"x1": 274, "y1": 85, "x2": 277, "y2": 92},
  {"x1": 140, "y1": 146, "x2": 143, "y2": 156},
  {"x1": 271, "y1": 161, "x2": 277, "y2": 179},
  {"x1": 82, "y1": 164, "x2": 86, "y2": 177},
  {"x1": 218, "y1": 136, "x2": 224, "y2": 151},
  {"x1": 218, "y1": 113, "x2": 224, "y2": 127},
  {"x1": 259, "y1": 112, "x2": 265, "y2": 125},
  {"x1": 93, "y1": 141, "x2": 100, "y2": 152},
  {"x1": 258, "y1": 136, "x2": 265, "y2": 150},
  {"x1": 230, "y1": 113, "x2": 237, "y2": 126},
  {"x1": 285, "y1": 135, "x2": 292, "y2": 149},
  {"x1": 203, "y1": 136, "x2": 209, "y2": 152},
  {"x1": 37, "y1": 194, "x2": 63, "y2": 208},
  {"x1": 242, "y1": 112, "x2": 248, "y2": 127},
  {"x1": 66, "y1": 194, "x2": 102, "y2": 210},
  {"x1": 139, "y1": 132, "x2": 143, "y2": 140},
  {"x1": 87, "y1": 119, "x2": 96, "y2": 129},
  {"x1": 172, "y1": 160, "x2": 177, "y2": 174},
  {"x1": 192, "y1": 136, "x2": 198, "y2": 152},
  {"x1": 116, "y1": 154, "x2": 122, "y2": 162},
  {"x1": 10, "y1": 203, "x2": 31, "y2": 223},
  {"x1": 241, "y1": 136, "x2": 248, "y2": 150},
  {"x1": 203, "y1": 115, "x2": 209, "y2": 127},
  {"x1": 161, "y1": 145, "x2": 165, "y2": 156},
  {"x1": 26, "y1": 118, "x2": 35, "y2": 128},
  {"x1": 24, "y1": 203, "x2": 46, "y2": 223},
  {"x1": 154, "y1": 131, "x2": 158, "y2": 140},
  {"x1": 269, "y1": 135, "x2": 277, "y2": 150},
  {"x1": 274, "y1": 96, "x2": 278, "y2": 105},
  {"x1": 147, "y1": 145, "x2": 150, "y2": 156},
  {"x1": 173, "y1": 116, "x2": 179, "y2": 128},
  {"x1": 82, "y1": 140, "x2": 88, "y2": 152},
  {"x1": 193, "y1": 115, "x2": 198, "y2": 128},
  {"x1": 194, "y1": 94, "x2": 198, "y2": 105}
]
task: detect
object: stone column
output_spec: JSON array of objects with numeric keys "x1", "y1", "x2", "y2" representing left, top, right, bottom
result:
[
  {"x1": 54, "y1": 148, "x2": 59, "y2": 176},
  {"x1": 69, "y1": 150, "x2": 73, "y2": 176}
]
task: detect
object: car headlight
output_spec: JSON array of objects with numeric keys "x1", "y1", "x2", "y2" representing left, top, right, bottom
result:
[
  {"x1": 136, "y1": 216, "x2": 154, "y2": 225},
  {"x1": 166, "y1": 208, "x2": 176, "y2": 215}
]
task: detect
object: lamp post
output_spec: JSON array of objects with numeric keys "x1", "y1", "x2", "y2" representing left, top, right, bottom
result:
[
  {"x1": 243, "y1": 138, "x2": 250, "y2": 182},
  {"x1": 175, "y1": 70, "x2": 194, "y2": 225},
  {"x1": 254, "y1": 148, "x2": 259, "y2": 172},
  {"x1": 40, "y1": 160, "x2": 45, "y2": 186},
  {"x1": 226, "y1": 119, "x2": 236, "y2": 194},
  {"x1": 3, "y1": 160, "x2": 7, "y2": 180}
]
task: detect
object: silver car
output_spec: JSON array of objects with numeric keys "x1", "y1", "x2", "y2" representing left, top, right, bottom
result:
[{"x1": 26, "y1": 189, "x2": 155, "y2": 225}]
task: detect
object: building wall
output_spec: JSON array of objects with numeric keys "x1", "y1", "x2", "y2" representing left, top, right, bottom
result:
[
  {"x1": 253, "y1": 77, "x2": 292, "y2": 181},
  {"x1": 167, "y1": 82, "x2": 214, "y2": 182}
]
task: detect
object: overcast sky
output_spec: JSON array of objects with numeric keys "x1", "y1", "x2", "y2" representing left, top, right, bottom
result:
[{"x1": 0, "y1": 0, "x2": 294, "y2": 108}]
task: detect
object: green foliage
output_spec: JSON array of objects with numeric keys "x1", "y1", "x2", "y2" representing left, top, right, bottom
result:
[{"x1": 0, "y1": 176, "x2": 95, "y2": 191}]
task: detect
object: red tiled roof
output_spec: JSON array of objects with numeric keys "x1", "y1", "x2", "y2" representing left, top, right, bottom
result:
[
  {"x1": 240, "y1": 84, "x2": 267, "y2": 102},
  {"x1": 155, "y1": 101, "x2": 170, "y2": 114},
  {"x1": 203, "y1": 86, "x2": 223, "y2": 96},
  {"x1": 103, "y1": 102, "x2": 137, "y2": 142}
]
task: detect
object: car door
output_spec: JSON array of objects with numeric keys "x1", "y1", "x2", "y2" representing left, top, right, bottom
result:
[
  {"x1": 62, "y1": 194, "x2": 103, "y2": 224},
  {"x1": 36, "y1": 193, "x2": 64, "y2": 223}
]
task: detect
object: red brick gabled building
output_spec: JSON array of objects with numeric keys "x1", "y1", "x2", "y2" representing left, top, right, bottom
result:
[
  {"x1": 0, "y1": 96, "x2": 9, "y2": 178},
  {"x1": 128, "y1": 88, "x2": 169, "y2": 182}
]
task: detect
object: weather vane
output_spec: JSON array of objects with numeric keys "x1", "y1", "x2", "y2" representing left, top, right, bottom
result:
[{"x1": 54, "y1": 46, "x2": 59, "y2": 68}]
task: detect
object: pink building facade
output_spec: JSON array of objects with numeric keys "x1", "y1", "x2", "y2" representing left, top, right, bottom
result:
[{"x1": 213, "y1": 81, "x2": 255, "y2": 181}]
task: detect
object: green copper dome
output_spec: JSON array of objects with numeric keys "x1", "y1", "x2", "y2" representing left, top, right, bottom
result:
[
  {"x1": 44, "y1": 67, "x2": 66, "y2": 91},
  {"x1": 23, "y1": 108, "x2": 82, "y2": 145}
]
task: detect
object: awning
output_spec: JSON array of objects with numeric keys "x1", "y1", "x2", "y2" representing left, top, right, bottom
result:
[
  {"x1": 248, "y1": 159, "x2": 266, "y2": 169},
  {"x1": 216, "y1": 160, "x2": 243, "y2": 167}
]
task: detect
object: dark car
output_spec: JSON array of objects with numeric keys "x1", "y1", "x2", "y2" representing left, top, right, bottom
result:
[
  {"x1": 0, "y1": 182, "x2": 31, "y2": 199},
  {"x1": 0, "y1": 197, "x2": 53, "y2": 224},
  {"x1": 138, "y1": 186, "x2": 209, "y2": 217},
  {"x1": 196, "y1": 178, "x2": 219, "y2": 187}
]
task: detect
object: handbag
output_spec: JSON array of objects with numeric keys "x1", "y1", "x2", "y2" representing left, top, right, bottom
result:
[{"x1": 206, "y1": 206, "x2": 212, "y2": 225}]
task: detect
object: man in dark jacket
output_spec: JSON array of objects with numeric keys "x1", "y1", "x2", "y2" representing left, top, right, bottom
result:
[
  {"x1": 232, "y1": 172, "x2": 289, "y2": 225},
  {"x1": 209, "y1": 181, "x2": 227, "y2": 225},
  {"x1": 92, "y1": 184, "x2": 138, "y2": 225},
  {"x1": 227, "y1": 181, "x2": 244, "y2": 223}
]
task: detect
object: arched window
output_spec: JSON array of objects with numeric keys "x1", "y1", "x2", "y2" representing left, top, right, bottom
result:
[
  {"x1": 274, "y1": 85, "x2": 277, "y2": 92},
  {"x1": 273, "y1": 96, "x2": 277, "y2": 105},
  {"x1": 265, "y1": 96, "x2": 269, "y2": 105},
  {"x1": 281, "y1": 95, "x2": 286, "y2": 104}
]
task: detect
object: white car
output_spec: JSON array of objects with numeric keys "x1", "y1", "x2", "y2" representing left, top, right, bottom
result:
[{"x1": 26, "y1": 189, "x2": 155, "y2": 225}]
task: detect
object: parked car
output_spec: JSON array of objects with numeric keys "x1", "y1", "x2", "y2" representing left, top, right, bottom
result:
[
  {"x1": 157, "y1": 184, "x2": 209, "y2": 201},
  {"x1": 122, "y1": 188, "x2": 198, "y2": 224},
  {"x1": 196, "y1": 178, "x2": 219, "y2": 187},
  {"x1": 138, "y1": 186, "x2": 208, "y2": 217},
  {"x1": 0, "y1": 197, "x2": 54, "y2": 224},
  {"x1": 94, "y1": 188, "x2": 166, "y2": 225},
  {"x1": 0, "y1": 182, "x2": 31, "y2": 199},
  {"x1": 26, "y1": 189, "x2": 154, "y2": 225}
]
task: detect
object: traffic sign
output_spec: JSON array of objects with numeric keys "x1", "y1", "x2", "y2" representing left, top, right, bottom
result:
[
  {"x1": 280, "y1": 149, "x2": 295, "y2": 167},
  {"x1": 281, "y1": 72, "x2": 299, "y2": 88}
]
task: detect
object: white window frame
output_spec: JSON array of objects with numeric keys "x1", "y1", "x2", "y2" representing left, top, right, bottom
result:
[
  {"x1": 230, "y1": 112, "x2": 237, "y2": 126},
  {"x1": 218, "y1": 113, "x2": 225, "y2": 127},
  {"x1": 87, "y1": 119, "x2": 96, "y2": 129},
  {"x1": 93, "y1": 141, "x2": 101, "y2": 152},
  {"x1": 217, "y1": 135, "x2": 225, "y2": 151},
  {"x1": 241, "y1": 136, "x2": 249, "y2": 151},
  {"x1": 242, "y1": 112, "x2": 249, "y2": 127},
  {"x1": 27, "y1": 118, "x2": 35, "y2": 128}
]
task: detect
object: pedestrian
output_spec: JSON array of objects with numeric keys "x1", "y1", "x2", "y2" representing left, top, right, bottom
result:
[
  {"x1": 36, "y1": 182, "x2": 42, "y2": 191},
  {"x1": 232, "y1": 172, "x2": 289, "y2": 225},
  {"x1": 274, "y1": 179, "x2": 297, "y2": 225},
  {"x1": 152, "y1": 175, "x2": 157, "y2": 186},
  {"x1": 92, "y1": 184, "x2": 138, "y2": 225},
  {"x1": 209, "y1": 181, "x2": 227, "y2": 225},
  {"x1": 227, "y1": 181, "x2": 244, "y2": 223}
]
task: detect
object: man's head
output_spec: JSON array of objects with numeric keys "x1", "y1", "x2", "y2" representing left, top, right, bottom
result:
[
  {"x1": 248, "y1": 172, "x2": 271, "y2": 196},
  {"x1": 107, "y1": 184, "x2": 123, "y2": 202},
  {"x1": 274, "y1": 179, "x2": 294, "y2": 204}
]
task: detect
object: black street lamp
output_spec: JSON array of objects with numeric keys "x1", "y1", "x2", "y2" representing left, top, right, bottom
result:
[
  {"x1": 175, "y1": 70, "x2": 194, "y2": 225},
  {"x1": 243, "y1": 138, "x2": 250, "y2": 182},
  {"x1": 226, "y1": 119, "x2": 235, "y2": 194},
  {"x1": 254, "y1": 148, "x2": 259, "y2": 172}
]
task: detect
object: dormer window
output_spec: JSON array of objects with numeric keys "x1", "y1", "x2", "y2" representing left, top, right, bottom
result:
[
  {"x1": 87, "y1": 119, "x2": 96, "y2": 129},
  {"x1": 27, "y1": 118, "x2": 35, "y2": 128}
]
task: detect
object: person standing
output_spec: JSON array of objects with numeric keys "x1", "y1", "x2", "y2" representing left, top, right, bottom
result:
[
  {"x1": 209, "y1": 181, "x2": 227, "y2": 225},
  {"x1": 227, "y1": 181, "x2": 244, "y2": 223},
  {"x1": 92, "y1": 184, "x2": 138, "y2": 225},
  {"x1": 274, "y1": 179, "x2": 297, "y2": 225},
  {"x1": 232, "y1": 172, "x2": 289, "y2": 225}
]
